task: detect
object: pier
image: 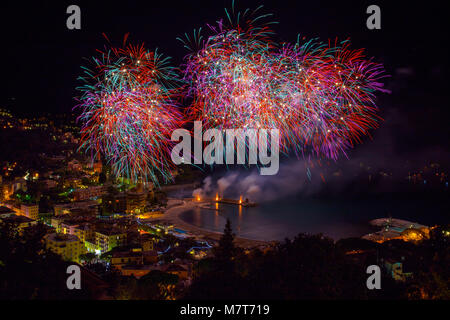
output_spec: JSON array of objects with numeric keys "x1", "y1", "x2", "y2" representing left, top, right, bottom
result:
[
  {"x1": 216, "y1": 198, "x2": 257, "y2": 207},
  {"x1": 190, "y1": 196, "x2": 257, "y2": 207}
]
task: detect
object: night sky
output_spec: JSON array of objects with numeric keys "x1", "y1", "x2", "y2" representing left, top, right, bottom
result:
[{"x1": 1, "y1": 0, "x2": 449, "y2": 162}]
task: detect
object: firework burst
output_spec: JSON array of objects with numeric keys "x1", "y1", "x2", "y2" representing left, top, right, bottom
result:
[
  {"x1": 179, "y1": 4, "x2": 280, "y2": 131},
  {"x1": 76, "y1": 41, "x2": 183, "y2": 185},
  {"x1": 181, "y1": 3, "x2": 389, "y2": 159},
  {"x1": 274, "y1": 38, "x2": 389, "y2": 159}
]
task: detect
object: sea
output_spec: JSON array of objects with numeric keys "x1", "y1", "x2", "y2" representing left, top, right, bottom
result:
[{"x1": 170, "y1": 188, "x2": 449, "y2": 241}]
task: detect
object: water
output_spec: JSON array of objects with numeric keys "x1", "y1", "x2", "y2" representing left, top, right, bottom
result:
[
  {"x1": 173, "y1": 228, "x2": 187, "y2": 234},
  {"x1": 177, "y1": 193, "x2": 449, "y2": 241}
]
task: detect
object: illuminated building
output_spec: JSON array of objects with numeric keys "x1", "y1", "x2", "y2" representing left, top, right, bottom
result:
[
  {"x1": 84, "y1": 240, "x2": 98, "y2": 254},
  {"x1": 60, "y1": 220, "x2": 81, "y2": 235},
  {"x1": 20, "y1": 203, "x2": 39, "y2": 220},
  {"x1": 95, "y1": 228, "x2": 127, "y2": 253},
  {"x1": 67, "y1": 159, "x2": 82, "y2": 171},
  {"x1": 120, "y1": 265, "x2": 154, "y2": 278},
  {"x1": 140, "y1": 234, "x2": 155, "y2": 251},
  {"x1": 54, "y1": 200, "x2": 99, "y2": 216},
  {"x1": 44, "y1": 233, "x2": 87, "y2": 263},
  {"x1": 73, "y1": 223, "x2": 95, "y2": 243},
  {"x1": 164, "y1": 264, "x2": 189, "y2": 280},
  {"x1": 73, "y1": 185, "x2": 106, "y2": 201},
  {"x1": 92, "y1": 160, "x2": 102, "y2": 174},
  {"x1": 111, "y1": 251, "x2": 144, "y2": 269},
  {"x1": 400, "y1": 228, "x2": 429, "y2": 242},
  {"x1": 126, "y1": 188, "x2": 147, "y2": 214}
]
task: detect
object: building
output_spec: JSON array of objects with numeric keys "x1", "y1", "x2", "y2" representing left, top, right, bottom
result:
[
  {"x1": 111, "y1": 250, "x2": 144, "y2": 269},
  {"x1": 188, "y1": 248, "x2": 208, "y2": 260},
  {"x1": 85, "y1": 240, "x2": 98, "y2": 254},
  {"x1": 44, "y1": 233, "x2": 87, "y2": 263},
  {"x1": 67, "y1": 159, "x2": 82, "y2": 171},
  {"x1": 92, "y1": 160, "x2": 102, "y2": 174},
  {"x1": 400, "y1": 228, "x2": 429, "y2": 242},
  {"x1": 120, "y1": 265, "x2": 155, "y2": 278},
  {"x1": 164, "y1": 264, "x2": 189, "y2": 280},
  {"x1": 73, "y1": 223, "x2": 95, "y2": 243},
  {"x1": 140, "y1": 234, "x2": 155, "y2": 251},
  {"x1": 0, "y1": 214, "x2": 37, "y2": 234},
  {"x1": 95, "y1": 228, "x2": 127, "y2": 253},
  {"x1": 143, "y1": 250, "x2": 158, "y2": 264},
  {"x1": 50, "y1": 216, "x2": 64, "y2": 233},
  {"x1": 73, "y1": 186, "x2": 107, "y2": 201},
  {"x1": 42, "y1": 179, "x2": 57, "y2": 189},
  {"x1": 1, "y1": 184, "x2": 12, "y2": 200},
  {"x1": 60, "y1": 220, "x2": 81, "y2": 235},
  {"x1": 20, "y1": 203, "x2": 39, "y2": 220},
  {"x1": 12, "y1": 177, "x2": 27, "y2": 193},
  {"x1": 126, "y1": 190, "x2": 147, "y2": 214},
  {"x1": 54, "y1": 200, "x2": 99, "y2": 216},
  {"x1": 102, "y1": 193, "x2": 127, "y2": 214}
]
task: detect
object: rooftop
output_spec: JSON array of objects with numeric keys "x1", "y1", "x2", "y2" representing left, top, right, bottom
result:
[
  {"x1": 1, "y1": 214, "x2": 34, "y2": 224},
  {"x1": 96, "y1": 228, "x2": 126, "y2": 236},
  {"x1": 46, "y1": 232, "x2": 80, "y2": 242},
  {"x1": 0, "y1": 206, "x2": 14, "y2": 214}
]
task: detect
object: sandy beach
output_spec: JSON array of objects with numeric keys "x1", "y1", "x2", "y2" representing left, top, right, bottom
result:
[{"x1": 144, "y1": 199, "x2": 270, "y2": 249}]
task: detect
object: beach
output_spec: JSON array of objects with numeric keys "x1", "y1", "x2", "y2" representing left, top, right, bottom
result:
[{"x1": 144, "y1": 199, "x2": 270, "y2": 249}]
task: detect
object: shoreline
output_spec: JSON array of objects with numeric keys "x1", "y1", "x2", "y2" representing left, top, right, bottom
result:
[{"x1": 145, "y1": 199, "x2": 271, "y2": 249}]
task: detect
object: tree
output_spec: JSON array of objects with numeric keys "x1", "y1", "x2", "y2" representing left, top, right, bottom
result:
[
  {"x1": 79, "y1": 252, "x2": 96, "y2": 264},
  {"x1": 213, "y1": 218, "x2": 236, "y2": 269},
  {"x1": 98, "y1": 171, "x2": 107, "y2": 184},
  {"x1": 186, "y1": 232, "x2": 369, "y2": 300},
  {"x1": 0, "y1": 223, "x2": 92, "y2": 299},
  {"x1": 112, "y1": 271, "x2": 179, "y2": 300}
]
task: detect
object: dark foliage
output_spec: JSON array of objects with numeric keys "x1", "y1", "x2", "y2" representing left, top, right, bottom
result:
[{"x1": 0, "y1": 222, "x2": 94, "y2": 299}]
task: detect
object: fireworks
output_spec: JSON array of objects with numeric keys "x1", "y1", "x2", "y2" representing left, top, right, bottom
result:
[
  {"x1": 274, "y1": 39, "x2": 389, "y2": 159},
  {"x1": 76, "y1": 42, "x2": 183, "y2": 185},
  {"x1": 181, "y1": 4, "x2": 389, "y2": 159},
  {"x1": 180, "y1": 4, "x2": 278, "y2": 131},
  {"x1": 76, "y1": 3, "x2": 389, "y2": 183}
]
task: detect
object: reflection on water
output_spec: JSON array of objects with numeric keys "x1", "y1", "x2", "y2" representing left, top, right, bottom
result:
[
  {"x1": 178, "y1": 194, "x2": 450, "y2": 241},
  {"x1": 214, "y1": 209, "x2": 219, "y2": 229}
]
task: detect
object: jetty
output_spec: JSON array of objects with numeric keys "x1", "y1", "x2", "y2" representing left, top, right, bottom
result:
[{"x1": 190, "y1": 196, "x2": 257, "y2": 207}]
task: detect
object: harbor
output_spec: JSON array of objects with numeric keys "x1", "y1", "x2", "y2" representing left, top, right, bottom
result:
[{"x1": 362, "y1": 217, "x2": 430, "y2": 243}]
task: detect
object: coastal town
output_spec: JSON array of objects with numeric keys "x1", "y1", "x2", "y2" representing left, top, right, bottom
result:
[{"x1": 0, "y1": 108, "x2": 449, "y2": 300}]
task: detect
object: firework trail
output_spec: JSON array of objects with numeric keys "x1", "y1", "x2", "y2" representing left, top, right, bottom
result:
[
  {"x1": 76, "y1": 39, "x2": 183, "y2": 185},
  {"x1": 274, "y1": 38, "x2": 389, "y2": 159}
]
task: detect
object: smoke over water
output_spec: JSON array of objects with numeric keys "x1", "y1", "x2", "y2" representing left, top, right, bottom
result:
[
  {"x1": 191, "y1": 101, "x2": 450, "y2": 203},
  {"x1": 192, "y1": 160, "x2": 319, "y2": 203},
  {"x1": 191, "y1": 146, "x2": 450, "y2": 203}
]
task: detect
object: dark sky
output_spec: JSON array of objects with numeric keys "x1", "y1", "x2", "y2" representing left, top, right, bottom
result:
[
  {"x1": 0, "y1": 0, "x2": 447, "y2": 113},
  {"x1": 0, "y1": 0, "x2": 448, "y2": 161}
]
